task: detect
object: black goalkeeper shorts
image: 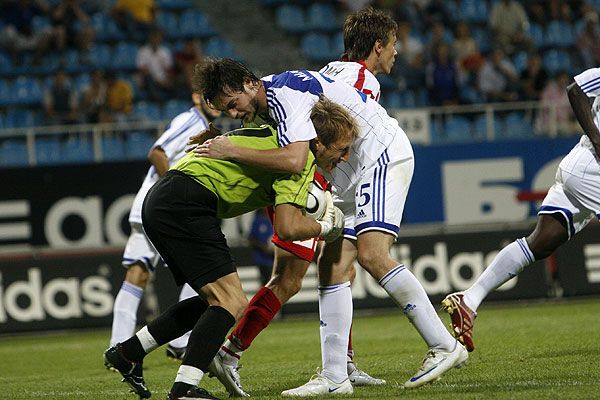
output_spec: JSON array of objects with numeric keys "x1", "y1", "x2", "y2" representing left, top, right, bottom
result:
[{"x1": 142, "y1": 170, "x2": 235, "y2": 288}]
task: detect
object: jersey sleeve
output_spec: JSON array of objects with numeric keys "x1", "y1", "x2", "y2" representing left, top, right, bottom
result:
[
  {"x1": 575, "y1": 68, "x2": 600, "y2": 97},
  {"x1": 269, "y1": 88, "x2": 317, "y2": 146},
  {"x1": 154, "y1": 110, "x2": 208, "y2": 160},
  {"x1": 272, "y1": 155, "x2": 316, "y2": 208}
]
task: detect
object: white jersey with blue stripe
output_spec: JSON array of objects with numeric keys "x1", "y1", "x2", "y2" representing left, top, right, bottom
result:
[
  {"x1": 319, "y1": 60, "x2": 381, "y2": 102},
  {"x1": 129, "y1": 106, "x2": 209, "y2": 224},
  {"x1": 261, "y1": 70, "x2": 412, "y2": 193}
]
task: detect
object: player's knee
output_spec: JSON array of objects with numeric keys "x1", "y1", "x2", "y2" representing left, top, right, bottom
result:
[{"x1": 268, "y1": 274, "x2": 302, "y2": 299}]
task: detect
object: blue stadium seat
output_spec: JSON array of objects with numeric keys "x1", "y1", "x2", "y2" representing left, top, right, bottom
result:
[
  {"x1": 473, "y1": 114, "x2": 502, "y2": 140},
  {"x1": 203, "y1": 37, "x2": 241, "y2": 60},
  {"x1": 301, "y1": 33, "x2": 332, "y2": 62},
  {"x1": 444, "y1": 116, "x2": 473, "y2": 142},
  {"x1": 62, "y1": 136, "x2": 94, "y2": 163},
  {"x1": 63, "y1": 49, "x2": 85, "y2": 74},
  {"x1": 31, "y1": 15, "x2": 51, "y2": 30},
  {"x1": 306, "y1": 3, "x2": 338, "y2": 31},
  {"x1": 0, "y1": 80, "x2": 12, "y2": 106},
  {"x1": 36, "y1": 137, "x2": 63, "y2": 165},
  {"x1": 112, "y1": 42, "x2": 138, "y2": 70},
  {"x1": 381, "y1": 91, "x2": 403, "y2": 109},
  {"x1": 471, "y1": 28, "x2": 491, "y2": 54},
  {"x1": 134, "y1": 101, "x2": 162, "y2": 121},
  {"x1": 157, "y1": 12, "x2": 180, "y2": 39},
  {"x1": 545, "y1": 21, "x2": 574, "y2": 48},
  {"x1": 378, "y1": 74, "x2": 397, "y2": 91},
  {"x1": 5, "y1": 110, "x2": 40, "y2": 128},
  {"x1": 102, "y1": 135, "x2": 126, "y2": 161},
  {"x1": 126, "y1": 131, "x2": 156, "y2": 159},
  {"x1": 0, "y1": 139, "x2": 28, "y2": 167},
  {"x1": 162, "y1": 99, "x2": 191, "y2": 121},
  {"x1": 414, "y1": 88, "x2": 429, "y2": 107},
  {"x1": 528, "y1": 23, "x2": 545, "y2": 49},
  {"x1": 330, "y1": 31, "x2": 344, "y2": 59},
  {"x1": 543, "y1": 49, "x2": 571, "y2": 75},
  {"x1": 179, "y1": 10, "x2": 217, "y2": 38},
  {"x1": 89, "y1": 45, "x2": 112, "y2": 70},
  {"x1": 459, "y1": 0, "x2": 488, "y2": 23},
  {"x1": 157, "y1": 0, "x2": 192, "y2": 10},
  {"x1": 503, "y1": 112, "x2": 534, "y2": 139},
  {"x1": 12, "y1": 77, "x2": 43, "y2": 106},
  {"x1": 275, "y1": 4, "x2": 307, "y2": 34},
  {"x1": 0, "y1": 52, "x2": 12, "y2": 76},
  {"x1": 73, "y1": 74, "x2": 91, "y2": 93},
  {"x1": 511, "y1": 51, "x2": 529, "y2": 74}
]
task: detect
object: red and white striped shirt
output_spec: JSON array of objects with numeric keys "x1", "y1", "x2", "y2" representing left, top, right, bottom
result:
[{"x1": 320, "y1": 60, "x2": 381, "y2": 102}]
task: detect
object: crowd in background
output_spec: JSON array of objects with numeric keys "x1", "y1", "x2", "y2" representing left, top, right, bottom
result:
[{"x1": 1, "y1": 0, "x2": 599, "y2": 131}]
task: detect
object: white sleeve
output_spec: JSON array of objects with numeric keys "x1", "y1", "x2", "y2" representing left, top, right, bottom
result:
[
  {"x1": 269, "y1": 88, "x2": 317, "y2": 146},
  {"x1": 575, "y1": 68, "x2": 600, "y2": 97},
  {"x1": 155, "y1": 111, "x2": 208, "y2": 161}
]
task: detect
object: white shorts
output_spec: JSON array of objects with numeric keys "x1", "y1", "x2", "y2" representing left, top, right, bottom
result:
[
  {"x1": 539, "y1": 139, "x2": 600, "y2": 239},
  {"x1": 334, "y1": 154, "x2": 414, "y2": 240},
  {"x1": 122, "y1": 223, "x2": 162, "y2": 271}
]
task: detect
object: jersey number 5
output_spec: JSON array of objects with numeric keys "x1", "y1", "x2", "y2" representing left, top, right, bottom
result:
[{"x1": 357, "y1": 183, "x2": 371, "y2": 207}]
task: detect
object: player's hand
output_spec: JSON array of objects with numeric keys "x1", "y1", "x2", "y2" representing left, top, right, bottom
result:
[
  {"x1": 192, "y1": 135, "x2": 234, "y2": 160},
  {"x1": 317, "y1": 192, "x2": 344, "y2": 242},
  {"x1": 186, "y1": 122, "x2": 222, "y2": 151}
]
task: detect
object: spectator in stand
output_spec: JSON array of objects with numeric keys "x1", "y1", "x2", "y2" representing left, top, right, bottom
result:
[
  {"x1": 477, "y1": 48, "x2": 519, "y2": 102},
  {"x1": 536, "y1": 71, "x2": 578, "y2": 135},
  {"x1": 111, "y1": 0, "x2": 156, "y2": 41},
  {"x1": 100, "y1": 70, "x2": 133, "y2": 123},
  {"x1": 43, "y1": 69, "x2": 80, "y2": 125},
  {"x1": 426, "y1": 42, "x2": 461, "y2": 106},
  {"x1": 174, "y1": 38, "x2": 203, "y2": 92},
  {"x1": 51, "y1": 0, "x2": 95, "y2": 63},
  {"x1": 81, "y1": 69, "x2": 107, "y2": 123},
  {"x1": 136, "y1": 28, "x2": 174, "y2": 102},
  {"x1": 519, "y1": 53, "x2": 548, "y2": 101},
  {"x1": 0, "y1": 0, "x2": 58, "y2": 65},
  {"x1": 452, "y1": 21, "x2": 483, "y2": 74},
  {"x1": 489, "y1": 0, "x2": 533, "y2": 56},
  {"x1": 247, "y1": 209, "x2": 275, "y2": 286},
  {"x1": 424, "y1": 20, "x2": 449, "y2": 63},
  {"x1": 577, "y1": 12, "x2": 600, "y2": 70},
  {"x1": 395, "y1": 19, "x2": 425, "y2": 89}
]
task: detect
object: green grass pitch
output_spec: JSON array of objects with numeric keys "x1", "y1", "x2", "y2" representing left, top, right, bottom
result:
[{"x1": 1, "y1": 298, "x2": 599, "y2": 399}]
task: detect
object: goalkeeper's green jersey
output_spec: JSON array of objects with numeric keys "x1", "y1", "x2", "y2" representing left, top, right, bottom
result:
[{"x1": 173, "y1": 125, "x2": 315, "y2": 219}]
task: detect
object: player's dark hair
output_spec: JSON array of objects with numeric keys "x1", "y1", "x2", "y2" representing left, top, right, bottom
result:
[
  {"x1": 311, "y1": 95, "x2": 358, "y2": 147},
  {"x1": 192, "y1": 58, "x2": 259, "y2": 104},
  {"x1": 343, "y1": 7, "x2": 397, "y2": 61}
]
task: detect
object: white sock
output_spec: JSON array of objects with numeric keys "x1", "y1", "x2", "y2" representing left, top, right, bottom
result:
[
  {"x1": 464, "y1": 238, "x2": 535, "y2": 311},
  {"x1": 319, "y1": 282, "x2": 352, "y2": 383},
  {"x1": 168, "y1": 284, "x2": 197, "y2": 349},
  {"x1": 136, "y1": 325, "x2": 159, "y2": 353},
  {"x1": 380, "y1": 265, "x2": 455, "y2": 351},
  {"x1": 110, "y1": 281, "x2": 143, "y2": 346},
  {"x1": 219, "y1": 339, "x2": 243, "y2": 367},
  {"x1": 175, "y1": 364, "x2": 204, "y2": 386}
]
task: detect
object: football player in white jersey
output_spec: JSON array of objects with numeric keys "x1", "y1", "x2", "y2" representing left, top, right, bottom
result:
[
  {"x1": 109, "y1": 93, "x2": 220, "y2": 358},
  {"x1": 192, "y1": 59, "x2": 467, "y2": 396},
  {"x1": 320, "y1": 7, "x2": 397, "y2": 102},
  {"x1": 187, "y1": 10, "x2": 399, "y2": 396},
  {"x1": 442, "y1": 67, "x2": 600, "y2": 353}
]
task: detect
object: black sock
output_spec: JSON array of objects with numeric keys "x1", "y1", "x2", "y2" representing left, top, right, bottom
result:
[
  {"x1": 181, "y1": 306, "x2": 235, "y2": 371},
  {"x1": 120, "y1": 336, "x2": 146, "y2": 363},
  {"x1": 148, "y1": 296, "x2": 209, "y2": 344}
]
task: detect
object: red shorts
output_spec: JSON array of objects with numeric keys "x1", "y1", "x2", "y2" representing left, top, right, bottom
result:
[{"x1": 268, "y1": 172, "x2": 328, "y2": 262}]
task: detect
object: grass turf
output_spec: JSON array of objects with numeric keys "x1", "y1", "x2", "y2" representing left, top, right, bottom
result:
[{"x1": 1, "y1": 298, "x2": 599, "y2": 399}]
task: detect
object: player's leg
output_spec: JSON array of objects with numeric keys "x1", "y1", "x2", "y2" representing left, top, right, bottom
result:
[
  {"x1": 109, "y1": 227, "x2": 155, "y2": 347},
  {"x1": 444, "y1": 176, "x2": 596, "y2": 351},
  {"x1": 213, "y1": 244, "x2": 312, "y2": 397},
  {"x1": 281, "y1": 237, "x2": 356, "y2": 397},
  {"x1": 166, "y1": 283, "x2": 198, "y2": 360}
]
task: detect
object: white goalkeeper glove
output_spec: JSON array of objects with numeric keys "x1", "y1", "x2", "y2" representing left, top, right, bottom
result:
[{"x1": 316, "y1": 192, "x2": 345, "y2": 242}]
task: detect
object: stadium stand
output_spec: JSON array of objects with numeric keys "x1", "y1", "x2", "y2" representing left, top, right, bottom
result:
[{"x1": 1, "y1": 0, "x2": 599, "y2": 166}]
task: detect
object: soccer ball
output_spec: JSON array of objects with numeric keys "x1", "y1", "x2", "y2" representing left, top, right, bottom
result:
[{"x1": 305, "y1": 181, "x2": 327, "y2": 220}]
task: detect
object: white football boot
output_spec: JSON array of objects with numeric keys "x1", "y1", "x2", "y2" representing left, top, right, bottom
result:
[
  {"x1": 347, "y1": 362, "x2": 386, "y2": 386},
  {"x1": 403, "y1": 341, "x2": 468, "y2": 388},
  {"x1": 207, "y1": 353, "x2": 249, "y2": 397},
  {"x1": 281, "y1": 371, "x2": 353, "y2": 397}
]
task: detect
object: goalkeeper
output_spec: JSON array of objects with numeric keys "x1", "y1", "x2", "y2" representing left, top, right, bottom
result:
[{"x1": 103, "y1": 95, "x2": 357, "y2": 400}]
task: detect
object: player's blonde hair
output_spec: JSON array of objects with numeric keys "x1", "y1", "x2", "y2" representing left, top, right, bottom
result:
[{"x1": 310, "y1": 95, "x2": 358, "y2": 147}]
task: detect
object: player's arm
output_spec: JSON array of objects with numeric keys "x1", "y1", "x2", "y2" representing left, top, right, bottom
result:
[
  {"x1": 148, "y1": 146, "x2": 169, "y2": 176},
  {"x1": 567, "y1": 81, "x2": 600, "y2": 154},
  {"x1": 272, "y1": 203, "x2": 321, "y2": 241},
  {"x1": 195, "y1": 138, "x2": 310, "y2": 174}
]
